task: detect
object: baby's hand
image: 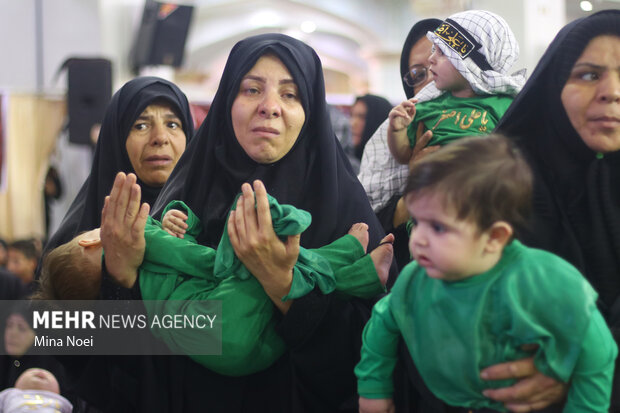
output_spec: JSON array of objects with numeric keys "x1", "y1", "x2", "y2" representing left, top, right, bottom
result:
[
  {"x1": 388, "y1": 98, "x2": 417, "y2": 132},
  {"x1": 162, "y1": 209, "x2": 189, "y2": 238},
  {"x1": 359, "y1": 397, "x2": 395, "y2": 413}
]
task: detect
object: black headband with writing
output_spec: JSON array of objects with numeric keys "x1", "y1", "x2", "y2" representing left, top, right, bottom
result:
[{"x1": 434, "y1": 19, "x2": 493, "y2": 71}]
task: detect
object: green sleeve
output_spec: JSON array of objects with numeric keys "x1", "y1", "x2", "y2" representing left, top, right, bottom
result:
[
  {"x1": 563, "y1": 310, "x2": 618, "y2": 412},
  {"x1": 139, "y1": 201, "x2": 216, "y2": 300},
  {"x1": 355, "y1": 294, "x2": 400, "y2": 399},
  {"x1": 161, "y1": 200, "x2": 203, "y2": 241},
  {"x1": 313, "y1": 234, "x2": 385, "y2": 299},
  {"x1": 142, "y1": 200, "x2": 215, "y2": 279},
  {"x1": 141, "y1": 220, "x2": 216, "y2": 280}
]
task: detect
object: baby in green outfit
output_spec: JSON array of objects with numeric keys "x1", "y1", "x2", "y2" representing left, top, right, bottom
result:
[
  {"x1": 37, "y1": 191, "x2": 393, "y2": 377},
  {"x1": 356, "y1": 135, "x2": 617, "y2": 413}
]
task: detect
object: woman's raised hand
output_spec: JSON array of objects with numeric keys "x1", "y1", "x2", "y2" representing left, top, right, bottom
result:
[
  {"x1": 100, "y1": 172, "x2": 149, "y2": 288},
  {"x1": 227, "y1": 180, "x2": 300, "y2": 313}
]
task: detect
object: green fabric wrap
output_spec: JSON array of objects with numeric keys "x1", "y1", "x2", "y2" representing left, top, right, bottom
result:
[
  {"x1": 214, "y1": 193, "x2": 336, "y2": 301},
  {"x1": 139, "y1": 201, "x2": 286, "y2": 376},
  {"x1": 138, "y1": 199, "x2": 383, "y2": 377}
]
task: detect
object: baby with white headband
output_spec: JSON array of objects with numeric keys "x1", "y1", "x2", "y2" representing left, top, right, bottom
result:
[{"x1": 387, "y1": 10, "x2": 526, "y2": 167}]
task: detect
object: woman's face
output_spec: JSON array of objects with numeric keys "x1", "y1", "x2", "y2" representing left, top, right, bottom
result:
[
  {"x1": 125, "y1": 102, "x2": 187, "y2": 186},
  {"x1": 561, "y1": 35, "x2": 620, "y2": 153},
  {"x1": 4, "y1": 314, "x2": 35, "y2": 357},
  {"x1": 231, "y1": 54, "x2": 306, "y2": 164},
  {"x1": 407, "y1": 37, "x2": 434, "y2": 95},
  {"x1": 350, "y1": 100, "x2": 368, "y2": 147}
]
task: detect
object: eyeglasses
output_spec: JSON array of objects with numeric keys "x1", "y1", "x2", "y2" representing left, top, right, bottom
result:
[{"x1": 403, "y1": 65, "x2": 428, "y2": 88}]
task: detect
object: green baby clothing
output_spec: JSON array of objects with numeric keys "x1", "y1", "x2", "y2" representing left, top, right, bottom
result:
[
  {"x1": 355, "y1": 240, "x2": 617, "y2": 412},
  {"x1": 139, "y1": 198, "x2": 383, "y2": 376},
  {"x1": 407, "y1": 93, "x2": 513, "y2": 147}
]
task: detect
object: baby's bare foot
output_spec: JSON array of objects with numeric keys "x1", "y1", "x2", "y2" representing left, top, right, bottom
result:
[
  {"x1": 370, "y1": 234, "x2": 394, "y2": 286},
  {"x1": 348, "y1": 223, "x2": 369, "y2": 253}
]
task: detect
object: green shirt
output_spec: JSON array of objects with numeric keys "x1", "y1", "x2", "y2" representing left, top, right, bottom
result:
[
  {"x1": 407, "y1": 93, "x2": 514, "y2": 147},
  {"x1": 355, "y1": 240, "x2": 617, "y2": 412},
  {"x1": 138, "y1": 199, "x2": 383, "y2": 376}
]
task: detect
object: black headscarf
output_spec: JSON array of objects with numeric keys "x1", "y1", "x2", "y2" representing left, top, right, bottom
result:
[
  {"x1": 153, "y1": 33, "x2": 385, "y2": 251},
  {"x1": 495, "y1": 9, "x2": 620, "y2": 313},
  {"x1": 352, "y1": 94, "x2": 392, "y2": 160},
  {"x1": 400, "y1": 18, "x2": 442, "y2": 99},
  {"x1": 44, "y1": 77, "x2": 193, "y2": 253}
]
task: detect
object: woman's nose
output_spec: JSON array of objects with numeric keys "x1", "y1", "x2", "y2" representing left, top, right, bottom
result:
[
  {"x1": 150, "y1": 123, "x2": 170, "y2": 145},
  {"x1": 258, "y1": 92, "x2": 282, "y2": 118},
  {"x1": 598, "y1": 72, "x2": 620, "y2": 103}
]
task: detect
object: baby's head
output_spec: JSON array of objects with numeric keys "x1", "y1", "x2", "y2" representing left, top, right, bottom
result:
[
  {"x1": 405, "y1": 135, "x2": 532, "y2": 280},
  {"x1": 35, "y1": 229, "x2": 103, "y2": 301},
  {"x1": 14, "y1": 368, "x2": 60, "y2": 394},
  {"x1": 426, "y1": 10, "x2": 524, "y2": 96}
]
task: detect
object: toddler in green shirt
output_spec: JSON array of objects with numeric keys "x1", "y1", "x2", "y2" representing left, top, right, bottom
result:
[
  {"x1": 37, "y1": 191, "x2": 394, "y2": 377},
  {"x1": 355, "y1": 135, "x2": 617, "y2": 412},
  {"x1": 387, "y1": 10, "x2": 525, "y2": 166}
]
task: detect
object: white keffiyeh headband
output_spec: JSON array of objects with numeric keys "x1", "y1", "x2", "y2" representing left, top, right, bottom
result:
[{"x1": 417, "y1": 10, "x2": 526, "y2": 103}]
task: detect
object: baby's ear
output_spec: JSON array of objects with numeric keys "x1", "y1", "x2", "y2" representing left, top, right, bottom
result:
[
  {"x1": 78, "y1": 238, "x2": 101, "y2": 248},
  {"x1": 485, "y1": 221, "x2": 513, "y2": 253}
]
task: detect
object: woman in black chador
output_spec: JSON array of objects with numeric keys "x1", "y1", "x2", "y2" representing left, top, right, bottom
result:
[{"x1": 145, "y1": 33, "x2": 392, "y2": 412}]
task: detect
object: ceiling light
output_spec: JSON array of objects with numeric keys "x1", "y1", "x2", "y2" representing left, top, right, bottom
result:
[
  {"x1": 300, "y1": 21, "x2": 317, "y2": 33},
  {"x1": 580, "y1": 1, "x2": 593, "y2": 11}
]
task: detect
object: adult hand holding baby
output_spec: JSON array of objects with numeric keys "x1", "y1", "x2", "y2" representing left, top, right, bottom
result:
[
  {"x1": 481, "y1": 355, "x2": 568, "y2": 412},
  {"x1": 227, "y1": 180, "x2": 300, "y2": 314}
]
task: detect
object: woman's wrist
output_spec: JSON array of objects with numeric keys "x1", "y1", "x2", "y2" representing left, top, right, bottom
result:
[
  {"x1": 260, "y1": 268, "x2": 293, "y2": 299},
  {"x1": 258, "y1": 268, "x2": 294, "y2": 313}
]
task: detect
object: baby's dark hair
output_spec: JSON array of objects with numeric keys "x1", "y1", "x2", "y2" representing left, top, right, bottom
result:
[
  {"x1": 33, "y1": 240, "x2": 101, "y2": 301},
  {"x1": 404, "y1": 134, "x2": 532, "y2": 236}
]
